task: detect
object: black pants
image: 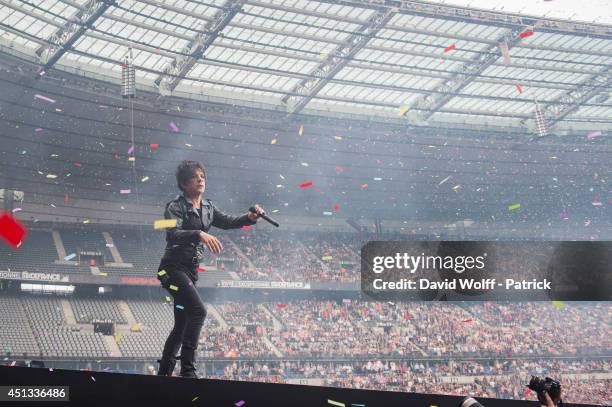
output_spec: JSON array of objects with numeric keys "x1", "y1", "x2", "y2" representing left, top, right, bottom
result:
[{"x1": 158, "y1": 264, "x2": 207, "y2": 358}]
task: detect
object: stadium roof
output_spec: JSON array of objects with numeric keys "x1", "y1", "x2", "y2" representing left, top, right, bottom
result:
[{"x1": 0, "y1": 0, "x2": 611, "y2": 131}]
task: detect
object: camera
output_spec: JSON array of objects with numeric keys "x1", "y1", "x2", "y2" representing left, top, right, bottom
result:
[{"x1": 528, "y1": 376, "x2": 562, "y2": 399}]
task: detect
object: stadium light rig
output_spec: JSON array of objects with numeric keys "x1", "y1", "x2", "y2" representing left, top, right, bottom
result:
[{"x1": 121, "y1": 48, "x2": 135, "y2": 99}]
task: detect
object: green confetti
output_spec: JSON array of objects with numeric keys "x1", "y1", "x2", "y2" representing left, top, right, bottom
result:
[{"x1": 508, "y1": 203, "x2": 521, "y2": 211}]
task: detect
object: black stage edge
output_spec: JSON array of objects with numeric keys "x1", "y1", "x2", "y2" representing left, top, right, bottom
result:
[{"x1": 0, "y1": 366, "x2": 597, "y2": 407}]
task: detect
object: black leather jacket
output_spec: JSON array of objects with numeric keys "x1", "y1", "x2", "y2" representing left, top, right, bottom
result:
[{"x1": 159, "y1": 194, "x2": 256, "y2": 281}]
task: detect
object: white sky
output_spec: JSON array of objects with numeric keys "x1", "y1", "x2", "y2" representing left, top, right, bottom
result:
[{"x1": 430, "y1": 0, "x2": 612, "y2": 24}]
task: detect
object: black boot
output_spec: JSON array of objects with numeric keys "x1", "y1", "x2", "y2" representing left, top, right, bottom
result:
[
  {"x1": 156, "y1": 354, "x2": 177, "y2": 376},
  {"x1": 179, "y1": 347, "x2": 198, "y2": 378}
]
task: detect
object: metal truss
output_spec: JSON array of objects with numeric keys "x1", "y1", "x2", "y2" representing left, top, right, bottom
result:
[
  {"x1": 281, "y1": 7, "x2": 395, "y2": 115},
  {"x1": 34, "y1": 0, "x2": 114, "y2": 75},
  {"x1": 153, "y1": 0, "x2": 246, "y2": 96},
  {"x1": 410, "y1": 26, "x2": 528, "y2": 122},
  {"x1": 541, "y1": 65, "x2": 612, "y2": 130}
]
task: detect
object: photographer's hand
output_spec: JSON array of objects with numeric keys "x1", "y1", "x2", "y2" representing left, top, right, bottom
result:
[{"x1": 537, "y1": 390, "x2": 559, "y2": 407}]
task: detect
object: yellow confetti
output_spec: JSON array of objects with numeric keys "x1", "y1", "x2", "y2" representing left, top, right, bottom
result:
[
  {"x1": 165, "y1": 296, "x2": 171, "y2": 302},
  {"x1": 99, "y1": 272, "x2": 108, "y2": 276},
  {"x1": 169, "y1": 285, "x2": 178, "y2": 291},
  {"x1": 128, "y1": 156, "x2": 135, "y2": 162},
  {"x1": 141, "y1": 176, "x2": 149, "y2": 182},
  {"x1": 83, "y1": 219, "x2": 90, "y2": 224},
  {"x1": 46, "y1": 174, "x2": 58, "y2": 179},
  {"x1": 271, "y1": 138, "x2": 277, "y2": 144},
  {"x1": 328, "y1": 400, "x2": 345, "y2": 407},
  {"x1": 552, "y1": 300, "x2": 566, "y2": 311},
  {"x1": 114, "y1": 334, "x2": 122, "y2": 344},
  {"x1": 153, "y1": 219, "x2": 177, "y2": 229},
  {"x1": 298, "y1": 125, "x2": 304, "y2": 136},
  {"x1": 192, "y1": 396, "x2": 199, "y2": 402},
  {"x1": 397, "y1": 105, "x2": 410, "y2": 117},
  {"x1": 157, "y1": 270, "x2": 167, "y2": 276},
  {"x1": 321, "y1": 255, "x2": 333, "y2": 261}
]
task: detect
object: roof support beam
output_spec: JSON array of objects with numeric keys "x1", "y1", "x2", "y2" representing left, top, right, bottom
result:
[
  {"x1": 542, "y1": 65, "x2": 612, "y2": 130},
  {"x1": 282, "y1": 7, "x2": 395, "y2": 115},
  {"x1": 153, "y1": 0, "x2": 245, "y2": 96},
  {"x1": 409, "y1": 26, "x2": 527, "y2": 122},
  {"x1": 34, "y1": 0, "x2": 114, "y2": 75}
]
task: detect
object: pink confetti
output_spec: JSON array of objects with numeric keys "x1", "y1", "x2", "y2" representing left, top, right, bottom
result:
[
  {"x1": 11, "y1": 208, "x2": 22, "y2": 213},
  {"x1": 235, "y1": 401, "x2": 245, "y2": 407},
  {"x1": 73, "y1": 162, "x2": 82, "y2": 167},
  {"x1": 35, "y1": 128, "x2": 43, "y2": 132},
  {"x1": 360, "y1": 183, "x2": 368, "y2": 189},
  {"x1": 169, "y1": 122, "x2": 180, "y2": 133},
  {"x1": 150, "y1": 143, "x2": 159, "y2": 149},
  {"x1": 444, "y1": 43, "x2": 456, "y2": 53},
  {"x1": 587, "y1": 131, "x2": 603, "y2": 140},
  {"x1": 127, "y1": 146, "x2": 134, "y2": 155},
  {"x1": 515, "y1": 84, "x2": 523, "y2": 94},
  {"x1": 335, "y1": 165, "x2": 344, "y2": 174},
  {"x1": 560, "y1": 211, "x2": 570, "y2": 219},
  {"x1": 332, "y1": 203, "x2": 340, "y2": 211},
  {"x1": 10, "y1": 361, "x2": 16, "y2": 366},
  {"x1": 299, "y1": 181, "x2": 313, "y2": 189},
  {"x1": 34, "y1": 94, "x2": 56, "y2": 103},
  {"x1": 120, "y1": 189, "x2": 131, "y2": 194},
  {"x1": 242, "y1": 225, "x2": 251, "y2": 230}
]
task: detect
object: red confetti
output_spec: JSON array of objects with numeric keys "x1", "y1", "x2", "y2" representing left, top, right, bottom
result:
[
  {"x1": 299, "y1": 181, "x2": 313, "y2": 189},
  {"x1": 335, "y1": 165, "x2": 344, "y2": 174},
  {"x1": 197, "y1": 267, "x2": 206, "y2": 272},
  {"x1": 332, "y1": 203, "x2": 340, "y2": 211},
  {"x1": 275, "y1": 303, "x2": 287, "y2": 309},
  {"x1": 0, "y1": 213, "x2": 27, "y2": 248},
  {"x1": 515, "y1": 84, "x2": 523, "y2": 94},
  {"x1": 519, "y1": 30, "x2": 534, "y2": 38},
  {"x1": 65, "y1": 193, "x2": 69, "y2": 206},
  {"x1": 360, "y1": 183, "x2": 368, "y2": 189},
  {"x1": 444, "y1": 43, "x2": 456, "y2": 53},
  {"x1": 463, "y1": 319, "x2": 473, "y2": 323},
  {"x1": 150, "y1": 143, "x2": 159, "y2": 149},
  {"x1": 242, "y1": 225, "x2": 251, "y2": 230}
]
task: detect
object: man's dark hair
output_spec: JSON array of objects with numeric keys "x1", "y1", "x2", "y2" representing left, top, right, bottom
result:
[{"x1": 176, "y1": 160, "x2": 206, "y2": 192}]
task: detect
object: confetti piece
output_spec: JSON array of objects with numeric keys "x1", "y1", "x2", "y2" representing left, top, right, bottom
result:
[
  {"x1": 397, "y1": 105, "x2": 410, "y2": 118},
  {"x1": 279, "y1": 174, "x2": 285, "y2": 179},
  {"x1": 300, "y1": 181, "x2": 313, "y2": 189},
  {"x1": 73, "y1": 162, "x2": 82, "y2": 167},
  {"x1": 515, "y1": 84, "x2": 523, "y2": 94},
  {"x1": 46, "y1": 174, "x2": 58, "y2": 179},
  {"x1": 438, "y1": 175, "x2": 452, "y2": 186},
  {"x1": 114, "y1": 334, "x2": 122, "y2": 344},
  {"x1": 271, "y1": 138, "x2": 277, "y2": 144},
  {"x1": 164, "y1": 296, "x2": 172, "y2": 303},
  {"x1": 328, "y1": 400, "x2": 345, "y2": 407},
  {"x1": 301, "y1": 162, "x2": 309, "y2": 167},
  {"x1": 351, "y1": 404, "x2": 365, "y2": 407},
  {"x1": 175, "y1": 304, "x2": 184, "y2": 310},
  {"x1": 169, "y1": 285, "x2": 178, "y2": 291},
  {"x1": 360, "y1": 183, "x2": 368, "y2": 189},
  {"x1": 0, "y1": 213, "x2": 27, "y2": 248},
  {"x1": 332, "y1": 203, "x2": 340, "y2": 211},
  {"x1": 323, "y1": 211, "x2": 333, "y2": 216},
  {"x1": 91, "y1": 376, "x2": 96, "y2": 382},
  {"x1": 153, "y1": 219, "x2": 177, "y2": 229},
  {"x1": 452, "y1": 184, "x2": 461, "y2": 191},
  {"x1": 105, "y1": 243, "x2": 113, "y2": 248},
  {"x1": 463, "y1": 319, "x2": 473, "y2": 323},
  {"x1": 99, "y1": 272, "x2": 107, "y2": 276},
  {"x1": 235, "y1": 401, "x2": 245, "y2": 407},
  {"x1": 185, "y1": 143, "x2": 192, "y2": 147},
  {"x1": 334, "y1": 135, "x2": 343, "y2": 140},
  {"x1": 114, "y1": 154, "x2": 120, "y2": 160},
  {"x1": 64, "y1": 253, "x2": 76, "y2": 260},
  {"x1": 242, "y1": 225, "x2": 251, "y2": 230},
  {"x1": 157, "y1": 270, "x2": 167, "y2": 276},
  {"x1": 587, "y1": 131, "x2": 603, "y2": 140},
  {"x1": 83, "y1": 219, "x2": 90, "y2": 224},
  {"x1": 552, "y1": 300, "x2": 565, "y2": 311},
  {"x1": 508, "y1": 203, "x2": 521, "y2": 211},
  {"x1": 141, "y1": 176, "x2": 149, "y2": 182},
  {"x1": 592, "y1": 201, "x2": 602, "y2": 207},
  {"x1": 120, "y1": 189, "x2": 131, "y2": 194},
  {"x1": 444, "y1": 43, "x2": 456, "y2": 53},
  {"x1": 35, "y1": 128, "x2": 43, "y2": 132},
  {"x1": 49, "y1": 368, "x2": 53, "y2": 372},
  {"x1": 192, "y1": 396, "x2": 199, "y2": 402},
  {"x1": 275, "y1": 303, "x2": 287, "y2": 309},
  {"x1": 150, "y1": 143, "x2": 159, "y2": 149},
  {"x1": 321, "y1": 255, "x2": 333, "y2": 261},
  {"x1": 519, "y1": 30, "x2": 534, "y2": 38},
  {"x1": 127, "y1": 146, "x2": 134, "y2": 155},
  {"x1": 169, "y1": 122, "x2": 180, "y2": 132},
  {"x1": 197, "y1": 267, "x2": 206, "y2": 272},
  {"x1": 335, "y1": 165, "x2": 344, "y2": 174},
  {"x1": 128, "y1": 157, "x2": 135, "y2": 162},
  {"x1": 11, "y1": 208, "x2": 21, "y2": 213},
  {"x1": 34, "y1": 94, "x2": 56, "y2": 103},
  {"x1": 298, "y1": 125, "x2": 304, "y2": 136},
  {"x1": 559, "y1": 211, "x2": 570, "y2": 219}
]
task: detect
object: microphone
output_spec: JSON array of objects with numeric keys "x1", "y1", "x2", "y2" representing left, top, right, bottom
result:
[{"x1": 249, "y1": 206, "x2": 279, "y2": 227}]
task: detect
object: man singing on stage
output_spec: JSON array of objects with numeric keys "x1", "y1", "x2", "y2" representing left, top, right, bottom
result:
[{"x1": 156, "y1": 160, "x2": 265, "y2": 378}]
